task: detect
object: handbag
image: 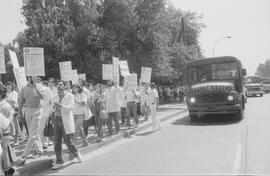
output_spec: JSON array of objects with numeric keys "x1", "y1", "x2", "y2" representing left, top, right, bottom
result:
[
  {"x1": 44, "y1": 115, "x2": 54, "y2": 137},
  {"x1": 84, "y1": 104, "x2": 92, "y2": 121}
]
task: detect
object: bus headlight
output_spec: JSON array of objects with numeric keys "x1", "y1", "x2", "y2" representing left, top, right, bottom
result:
[
  {"x1": 190, "y1": 97, "x2": 196, "y2": 103},
  {"x1": 227, "y1": 95, "x2": 234, "y2": 101}
]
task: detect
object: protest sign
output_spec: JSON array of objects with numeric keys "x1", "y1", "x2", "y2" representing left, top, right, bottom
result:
[
  {"x1": 140, "y1": 67, "x2": 152, "y2": 83},
  {"x1": 8, "y1": 49, "x2": 20, "y2": 68},
  {"x1": 78, "y1": 73, "x2": 86, "y2": 80},
  {"x1": 72, "y1": 69, "x2": 79, "y2": 84},
  {"x1": 112, "y1": 57, "x2": 120, "y2": 85},
  {"x1": 23, "y1": 47, "x2": 45, "y2": 76},
  {"x1": 59, "y1": 61, "x2": 73, "y2": 81},
  {"x1": 102, "y1": 64, "x2": 113, "y2": 80},
  {"x1": 126, "y1": 73, "x2": 138, "y2": 90},
  {"x1": 0, "y1": 47, "x2": 6, "y2": 74},
  {"x1": 119, "y1": 60, "x2": 130, "y2": 77},
  {"x1": 13, "y1": 67, "x2": 27, "y2": 91}
]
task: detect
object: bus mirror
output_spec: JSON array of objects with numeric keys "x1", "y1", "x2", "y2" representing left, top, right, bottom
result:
[{"x1": 242, "y1": 69, "x2": 247, "y2": 76}]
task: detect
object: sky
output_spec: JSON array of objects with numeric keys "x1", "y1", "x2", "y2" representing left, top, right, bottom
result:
[{"x1": 1, "y1": 0, "x2": 270, "y2": 75}]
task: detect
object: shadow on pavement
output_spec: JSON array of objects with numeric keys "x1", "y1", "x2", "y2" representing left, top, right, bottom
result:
[
  {"x1": 172, "y1": 114, "x2": 240, "y2": 126},
  {"x1": 158, "y1": 107, "x2": 182, "y2": 112},
  {"x1": 135, "y1": 131, "x2": 155, "y2": 136}
]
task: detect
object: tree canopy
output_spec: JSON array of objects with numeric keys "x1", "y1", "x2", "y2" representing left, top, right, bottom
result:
[
  {"x1": 1, "y1": 0, "x2": 205, "y2": 85},
  {"x1": 256, "y1": 59, "x2": 270, "y2": 78}
]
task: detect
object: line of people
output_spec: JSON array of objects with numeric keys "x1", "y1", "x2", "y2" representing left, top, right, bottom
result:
[{"x1": 0, "y1": 77, "x2": 161, "y2": 172}]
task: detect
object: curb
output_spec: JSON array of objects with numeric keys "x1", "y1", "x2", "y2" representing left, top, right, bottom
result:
[{"x1": 16, "y1": 107, "x2": 187, "y2": 175}]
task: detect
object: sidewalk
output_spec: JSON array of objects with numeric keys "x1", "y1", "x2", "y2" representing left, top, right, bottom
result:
[{"x1": 13, "y1": 103, "x2": 187, "y2": 175}]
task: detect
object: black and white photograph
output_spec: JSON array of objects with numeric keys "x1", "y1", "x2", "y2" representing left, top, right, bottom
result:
[{"x1": 0, "y1": 0, "x2": 270, "y2": 175}]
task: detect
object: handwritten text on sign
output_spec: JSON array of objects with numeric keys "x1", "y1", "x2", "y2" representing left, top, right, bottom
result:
[
  {"x1": 140, "y1": 67, "x2": 152, "y2": 83},
  {"x1": 59, "y1": 61, "x2": 73, "y2": 81},
  {"x1": 24, "y1": 47, "x2": 45, "y2": 76},
  {"x1": 0, "y1": 47, "x2": 6, "y2": 74},
  {"x1": 72, "y1": 69, "x2": 79, "y2": 83},
  {"x1": 119, "y1": 60, "x2": 130, "y2": 77},
  {"x1": 78, "y1": 74, "x2": 86, "y2": 80},
  {"x1": 127, "y1": 73, "x2": 138, "y2": 90},
  {"x1": 102, "y1": 64, "x2": 113, "y2": 80}
]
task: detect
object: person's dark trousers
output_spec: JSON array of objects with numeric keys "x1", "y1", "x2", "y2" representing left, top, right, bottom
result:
[
  {"x1": 19, "y1": 114, "x2": 29, "y2": 137},
  {"x1": 83, "y1": 116, "x2": 96, "y2": 136},
  {"x1": 136, "y1": 103, "x2": 141, "y2": 117},
  {"x1": 107, "y1": 112, "x2": 120, "y2": 135},
  {"x1": 120, "y1": 107, "x2": 126, "y2": 124},
  {"x1": 94, "y1": 112, "x2": 103, "y2": 138},
  {"x1": 126, "y1": 101, "x2": 138, "y2": 126},
  {"x1": 53, "y1": 116, "x2": 79, "y2": 164}
]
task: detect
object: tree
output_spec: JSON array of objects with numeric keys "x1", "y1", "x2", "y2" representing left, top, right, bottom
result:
[
  {"x1": 256, "y1": 59, "x2": 270, "y2": 78},
  {"x1": 6, "y1": 0, "x2": 205, "y2": 85}
]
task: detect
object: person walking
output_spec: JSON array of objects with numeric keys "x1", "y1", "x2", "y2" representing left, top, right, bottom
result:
[
  {"x1": 141, "y1": 83, "x2": 151, "y2": 122},
  {"x1": 52, "y1": 81, "x2": 82, "y2": 170},
  {"x1": 118, "y1": 87, "x2": 127, "y2": 125},
  {"x1": 18, "y1": 77, "x2": 45, "y2": 164},
  {"x1": 149, "y1": 83, "x2": 161, "y2": 132},
  {"x1": 104, "y1": 81, "x2": 122, "y2": 135},
  {"x1": 124, "y1": 89, "x2": 139, "y2": 127},
  {"x1": 6, "y1": 81, "x2": 21, "y2": 146},
  {"x1": 39, "y1": 81, "x2": 53, "y2": 150},
  {"x1": 0, "y1": 84, "x2": 15, "y2": 175},
  {"x1": 72, "y1": 84, "x2": 88, "y2": 147},
  {"x1": 92, "y1": 84, "x2": 105, "y2": 139}
]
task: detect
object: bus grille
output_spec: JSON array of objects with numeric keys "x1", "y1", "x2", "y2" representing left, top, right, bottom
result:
[{"x1": 196, "y1": 93, "x2": 226, "y2": 104}]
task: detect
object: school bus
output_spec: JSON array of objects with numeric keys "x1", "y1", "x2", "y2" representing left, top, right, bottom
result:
[{"x1": 183, "y1": 56, "x2": 247, "y2": 121}]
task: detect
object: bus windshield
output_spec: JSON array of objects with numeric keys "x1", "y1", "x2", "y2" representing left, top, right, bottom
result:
[{"x1": 189, "y1": 62, "x2": 239, "y2": 82}]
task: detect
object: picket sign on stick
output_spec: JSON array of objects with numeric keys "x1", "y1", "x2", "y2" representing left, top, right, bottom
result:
[
  {"x1": 127, "y1": 73, "x2": 138, "y2": 90},
  {"x1": 0, "y1": 47, "x2": 6, "y2": 74},
  {"x1": 140, "y1": 67, "x2": 152, "y2": 83},
  {"x1": 119, "y1": 60, "x2": 130, "y2": 77},
  {"x1": 102, "y1": 64, "x2": 113, "y2": 80},
  {"x1": 23, "y1": 47, "x2": 45, "y2": 76},
  {"x1": 59, "y1": 61, "x2": 73, "y2": 81},
  {"x1": 13, "y1": 67, "x2": 27, "y2": 92},
  {"x1": 112, "y1": 57, "x2": 120, "y2": 85},
  {"x1": 78, "y1": 73, "x2": 86, "y2": 80},
  {"x1": 8, "y1": 49, "x2": 20, "y2": 68},
  {"x1": 72, "y1": 69, "x2": 79, "y2": 84}
]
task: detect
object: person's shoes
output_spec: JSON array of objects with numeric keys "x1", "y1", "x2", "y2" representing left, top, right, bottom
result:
[
  {"x1": 4, "y1": 167, "x2": 15, "y2": 176},
  {"x1": 71, "y1": 153, "x2": 83, "y2": 163},
  {"x1": 43, "y1": 146, "x2": 48, "y2": 150},
  {"x1": 32, "y1": 152, "x2": 42, "y2": 159},
  {"x1": 48, "y1": 141, "x2": 54, "y2": 146},
  {"x1": 52, "y1": 163, "x2": 64, "y2": 170},
  {"x1": 18, "y1": 157, "x2": 26, "y2": 165},
  {"x1": 80, "y1": 141, "x2": 89, "y2": 148}
]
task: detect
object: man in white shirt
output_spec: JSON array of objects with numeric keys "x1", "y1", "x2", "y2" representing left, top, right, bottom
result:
[
  {"x1": 104, "y1": 81, "x2": 122, "y2": 135},
  {"x1": 149, "y1": 82, "x2": 161, "y2": 131}
]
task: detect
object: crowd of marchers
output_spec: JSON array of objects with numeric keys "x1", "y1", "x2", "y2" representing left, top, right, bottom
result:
[{"x1": 0, "y1": 77, "x2": 162, "y2": 174}]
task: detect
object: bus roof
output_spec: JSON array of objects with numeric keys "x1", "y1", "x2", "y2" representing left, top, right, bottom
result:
[{"x1": 187, "y1": 56, "x2": 241, "y2": 67}]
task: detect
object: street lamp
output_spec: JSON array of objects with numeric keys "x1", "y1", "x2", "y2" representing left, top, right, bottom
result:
[{"x1": 213, "y1": 36, "x2": 231, "y2": 56}]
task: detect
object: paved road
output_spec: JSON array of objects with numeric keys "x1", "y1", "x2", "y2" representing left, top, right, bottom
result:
[{"x1": 42, "y1": 95, "x2": 270, "y2": 175}]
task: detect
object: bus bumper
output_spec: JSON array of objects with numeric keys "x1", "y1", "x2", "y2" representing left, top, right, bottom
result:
[{"x1": 188, "y1": 104, "x2": 242, "y2": 115}]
